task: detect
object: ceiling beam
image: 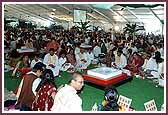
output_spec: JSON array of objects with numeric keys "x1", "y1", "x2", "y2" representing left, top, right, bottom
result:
[
  {"x1": 57, "y1": 4, "x2": 71, "y2": 12},
  {"x1": 6, "y1": 5, "x2": 54, "y2": 23},
  {"x1": 109, "y1": 8, "x2": 129, "y2": 23},
  {"x1": 125, "y1": 7, "x2": 144, "y2": 25},
  {"x1": 37, "y1": 4, "x2": 66, "y2": 23},
  {"x1": 57, "y1": 4, "x2": 100, "y2": 22},
  {"x1": 149, "y1": 8, "x2": 162, "y2": 24},
  {"x1": 88, "y1": 5, "x2": 114, "y2": 25}
]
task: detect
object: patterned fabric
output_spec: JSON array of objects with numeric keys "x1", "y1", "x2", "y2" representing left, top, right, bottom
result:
[{"x1": 32, "y1": 83, "x2": 57, "y2": 111}]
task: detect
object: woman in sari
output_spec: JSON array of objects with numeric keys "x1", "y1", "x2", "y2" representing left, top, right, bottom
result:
[
  {"x1": 12, "y1": 55, "x2": 31, "y2": 78},
  {"x1": 66, "y1": 47, "x2": 77, "y2": 66},
  {"x1": 125, "y1": 52, "x2": 144, "y2": 76}
]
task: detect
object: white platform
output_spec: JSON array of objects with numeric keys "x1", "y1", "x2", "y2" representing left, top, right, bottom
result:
[
  {"x1": 17, "y1": 48, "x2": 35, "y2": 53},
  {"x1": 87, "y1": 67, "x2": 122, "y2": 80}
]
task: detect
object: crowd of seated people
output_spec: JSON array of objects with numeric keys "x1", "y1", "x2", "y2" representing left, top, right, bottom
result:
[{"x1": 4, "y1": 27, "x2": 165, "y2": 111}]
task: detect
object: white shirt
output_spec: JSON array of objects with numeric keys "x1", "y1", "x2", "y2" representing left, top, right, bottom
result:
[
  {"x1": 30, "y1": 59, "x2": 42, "y2": 68},
  {"x1": 58, "y1": 57, "x2": 67, "y2": 69},
  {"x1": 93, "y1": 46, "x2": 101, "y2": 57},
  {"x1": 76, "y1": 52, "x2": 90, "y2": 67},
  {"x1": 146, "y1": 57, "x2": 158, "y2": 71},
  {"x1": 75, "y1": 47, "x2": 80, "y2": 55},
  {"x1": 32, "y1": 78, "x2": 41, "y2": 95},
  {"x1": 51, "y1": 84, "x2": 82, "y2": 112},
  {"x1": 114, "y1": 54, "x2": 127, "y2": 69},
  {"x1": 87, "y1": 52, "x2": 94, "y2": 62}
]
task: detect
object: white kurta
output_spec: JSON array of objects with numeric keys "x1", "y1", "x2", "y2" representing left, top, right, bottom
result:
[
  {"x1": 43, "y1": 54, "x2": 59, "y2": 76},
  {"x1": 93, "y1": 46, "x2": 101, "y2": 57},
  {"x1": 76, "y1": 52, "x2": 90, "y2": 68},
  {"x1": 146, "y1": 57, "x2": 158, "y2": 71},
  {"x1": 51, "y1": 84, "x2": 82, "y2": 112},
  {"x1": 86, "y1": 52, "x2": 94, "y2": 64},
  {"x1": 114, "y1": 54, "x2": 127, "y2": 69},
  {"x1": 151, "y1": 62, "x2": 164, "y2": 78}
]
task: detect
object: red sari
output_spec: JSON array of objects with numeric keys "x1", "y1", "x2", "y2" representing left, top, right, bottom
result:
[
  {"x1": 32, "y1": 83, "x2": 57, "y2": 111},
  {"x1": 125, "y1": 55, "x2": 144, "y2": 75}
]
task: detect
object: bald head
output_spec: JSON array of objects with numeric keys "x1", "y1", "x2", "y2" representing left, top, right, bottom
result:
[{"x1": 69, "y1": 72, "x2": 84, "y2": 91}]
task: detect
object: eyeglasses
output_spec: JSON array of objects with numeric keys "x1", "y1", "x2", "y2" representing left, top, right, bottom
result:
[{"x1": 74, "y1": 79, "x2": 84, "y2": 84}]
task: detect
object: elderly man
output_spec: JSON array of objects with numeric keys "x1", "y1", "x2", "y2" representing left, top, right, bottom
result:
[{"x1": 51, "y1": 72, "x2": 84, "y2": 112}]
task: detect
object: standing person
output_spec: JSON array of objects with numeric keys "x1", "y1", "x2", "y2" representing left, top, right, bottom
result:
[
  {"x1": 86, "y1": 49, "x2": 94, "y2": 65},
  {"x1": 15, "y1": 62, "x2": 46, "y2": 111},
  {"x1": 51, "y1": 72, "x2": 84, "y2": 112},
  {"x1": 32, "y1": 69, "x2": 57, "y2": 111}
]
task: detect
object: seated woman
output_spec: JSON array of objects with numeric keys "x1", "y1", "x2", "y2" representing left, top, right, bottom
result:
[
  {"x1": 8, "y1": 49, "x2": 21, "y2": 67},
  {"x1": 32, "y1": 69, "x2": 57, "y2": 111},
  {"x1": 125, "y1": 52, "x2": 144, "y2": 76},
  {"x1": 67, "y1": 47, "x2": 76, "y2": 65},
  {"x1": 12, "y1": 55, "x2": 31, "y2": 78},
  {"x1": 66, "y1": 47, "x2": 77, "y2": 72}
]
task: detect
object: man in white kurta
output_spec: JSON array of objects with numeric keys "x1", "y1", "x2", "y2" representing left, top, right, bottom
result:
[
  {"x1": 114, "y1": 50, "x2": 127, "y2": 69},
  {"x1": 93, "y1": 44, "x2": 101, "y2": 58},
  {"x1": 75, "y1": 48, "x2": 90, "y2": 69},
  {"x1": 86, "y1": 50, "x2": 94, "y2": 65},
  {"x1": 43, "y1": 48, "x2": 59, "y2": 77},
  {"x1": 51, "y1": 72, "x2": 84, "y2": 112}
]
